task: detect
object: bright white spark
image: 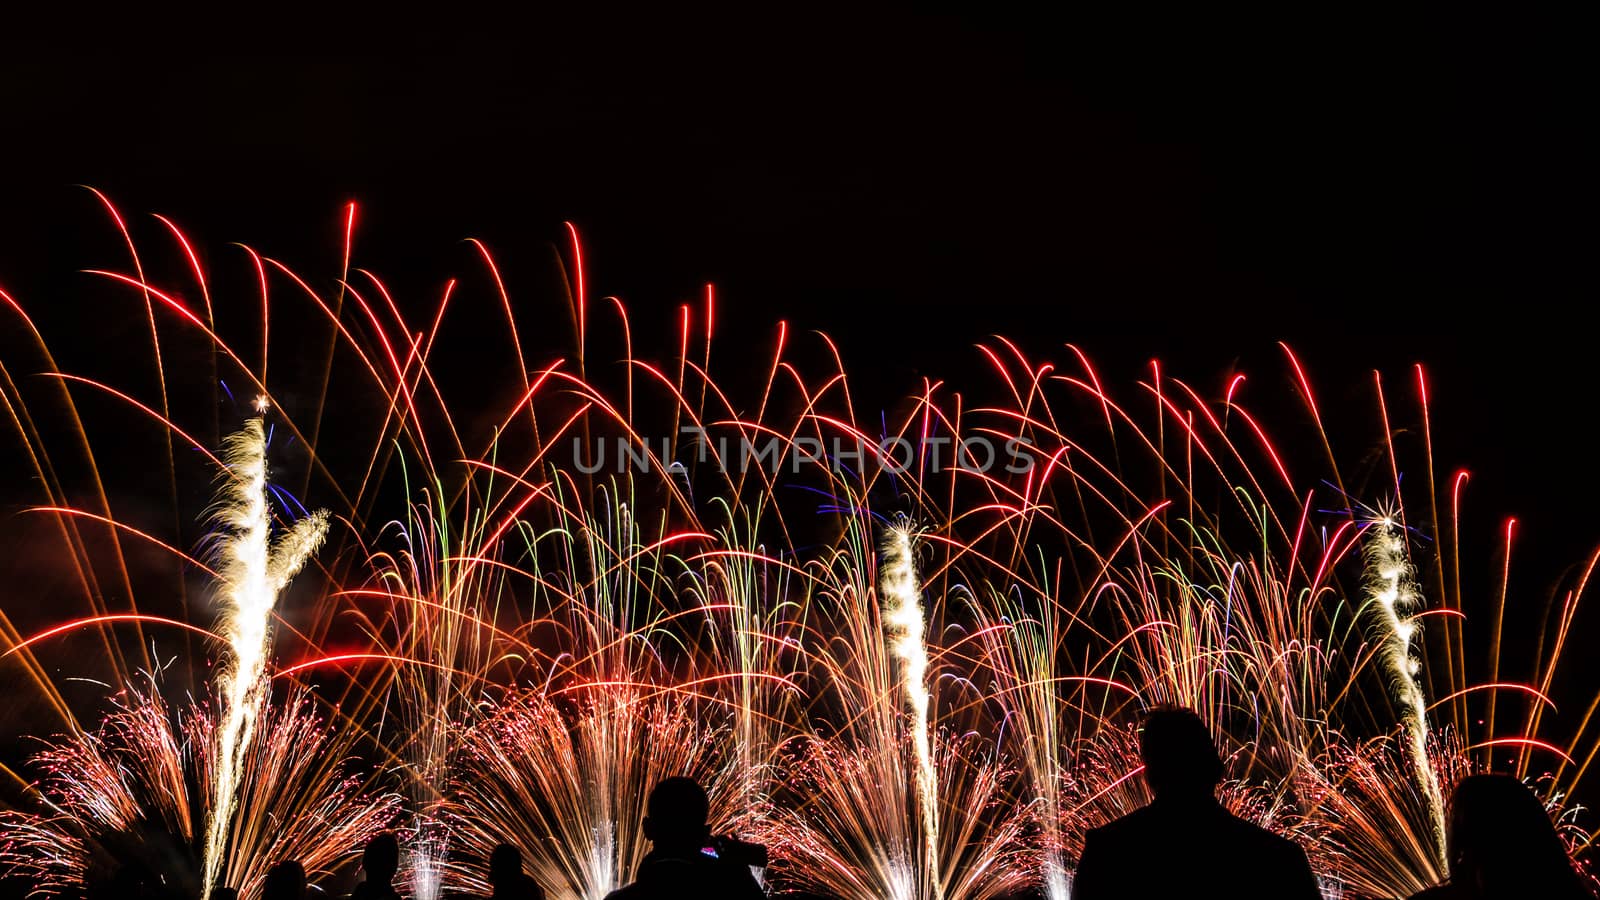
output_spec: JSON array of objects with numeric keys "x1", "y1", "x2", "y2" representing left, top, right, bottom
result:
[
  {"x1": 202, "y1": 419, "x2": 328, "y2": 897},
  {"x1": 882, "y1": 524, "x2": 943, "y2": 900},
  {"x1": 1362, "y1": 514, "x2": 1446, "y2": 872}
]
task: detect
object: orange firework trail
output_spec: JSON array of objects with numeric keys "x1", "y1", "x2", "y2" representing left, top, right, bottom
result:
[{"x1": 2, "y1": 197, "x2": 1599, "y2": 899}]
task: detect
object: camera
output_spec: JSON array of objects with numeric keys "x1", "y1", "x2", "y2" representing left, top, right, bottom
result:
[{"x1": 708, "y1": 834, "x2": 769, "y2": 868}]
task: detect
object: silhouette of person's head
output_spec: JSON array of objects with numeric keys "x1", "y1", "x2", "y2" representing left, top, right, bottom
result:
[
  {"x1": 1446, "y1": 773, "x2": 1589, "y2": 899},
  {"x1": 1138, "y1": 706, "x2": 1223, "y2": 801},
  {"x1": 489, "y1": 843, "x2": 523, "y2": 887},
  {"x1": 642, "y1": 776, "x2": 712, "y2": 852},
  {"x1": 363, "y1": 833, "x2": 401, "y2": 884},
  {"x1": 263, "y1": 859, "x2": 306, "y2": 900}
]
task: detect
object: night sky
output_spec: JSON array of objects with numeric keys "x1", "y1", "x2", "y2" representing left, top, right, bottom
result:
[{"x1": 2, "y1": 5, "x2": 1596, "y2": 733}]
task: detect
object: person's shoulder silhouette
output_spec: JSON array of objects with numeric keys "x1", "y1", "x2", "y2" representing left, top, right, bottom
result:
[
  {"x1": 603, "y1": 777, "x2": 764, "y2": 900},
  {"x1": 1072, "y1": 707, "x2": 1321, "y2": 900},
  {"x1": 1406, "y1": 773, "x2": 1594, "y2": 900}
]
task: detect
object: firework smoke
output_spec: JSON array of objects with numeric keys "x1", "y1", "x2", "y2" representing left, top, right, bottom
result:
[{"x1": 203, "y1": 419, "x2": 328, "y2": 897}]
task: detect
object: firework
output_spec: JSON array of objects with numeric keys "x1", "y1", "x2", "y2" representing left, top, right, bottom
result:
[
  {"x1": 427, "y1": 488, "x2": 767, "y2": 900},
  {"x1": 762, "y1": 517, "x2": 1035, "y2": 900},
  {"x1": 1360, "y1": 514, "x2": 1446, "y2": 868},
  {"x1": 442, "y1": 688, "x2": 737, "y2": 899},
  {"x1": 357, "y1": 491, "x2": 501, "y2": 900},
  {"x1": 881, "y1": 524, "x2": 942, "y2": 898},
  {"x1": 0, "y1": 685, "x2": 399, "y2": 898},
  {"x1": 205, "y1": 418, "x2": 329, "y2": 897},
  {"x1": 2, "y1": 199, "x2": 1598, "y2": 900}
]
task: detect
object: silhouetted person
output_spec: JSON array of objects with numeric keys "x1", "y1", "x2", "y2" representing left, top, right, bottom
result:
[
  {"x1": 264, "y1": 860, "x2": 308, "y2": 900},
  {"x1": 1072, "y1": 706, "x2": 1321, "y2": 900},
  {"x1": 602, "y1": 776, "x2": 765, "y2": 900},
  {"x1": 351, "y1": 833, "x2": 403, "y2": 900},
  {"x1": 488, "y1": 844, "x2": 546, "y2": 900},
  {"x1": 1409, "y1": 773, "x2": 1594, "y2": 900}
]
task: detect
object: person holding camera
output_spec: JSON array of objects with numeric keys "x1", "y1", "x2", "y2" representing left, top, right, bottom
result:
[{"x1": 604, "y1": 776, "x2": 766, "y2": 899}]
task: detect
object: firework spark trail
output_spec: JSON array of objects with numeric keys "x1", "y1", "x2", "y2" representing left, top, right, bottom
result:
[
  {"x1": 203, "y1": 419, "x2": 328, "y2": 897},
  {"x1": 881, "y1": 525, "x2": 943, "y2": 900},
  {"x1": 970, "y1": 588, "x2": 1071, "y2": 900},
  {"x1": 384, "y1": 493, "x2": 486, "y2": 900},
  {"x1": 1362, "y1": 515, "x2": 1446, "y2": 871}
]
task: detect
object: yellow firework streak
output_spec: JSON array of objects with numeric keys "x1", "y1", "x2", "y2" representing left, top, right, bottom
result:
[
  {"x1": 1362, "y1": 515, "x2": 1447, "y2": 872},
  {"x1": 882, "y1": 524, "x2": 943, "y2": 900},
  {"x1": 203, "y1": 419, "x2": 328, "y2": 897}
]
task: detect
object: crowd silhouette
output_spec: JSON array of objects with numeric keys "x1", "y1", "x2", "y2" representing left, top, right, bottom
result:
[{"x1": 46, "y1": 705, "x2": 1598, "y2": 899}]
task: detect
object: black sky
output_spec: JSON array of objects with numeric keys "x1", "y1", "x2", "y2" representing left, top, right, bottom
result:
[{"x1": 1, "y1": 6, "x2": 1595, "y2": 598}]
